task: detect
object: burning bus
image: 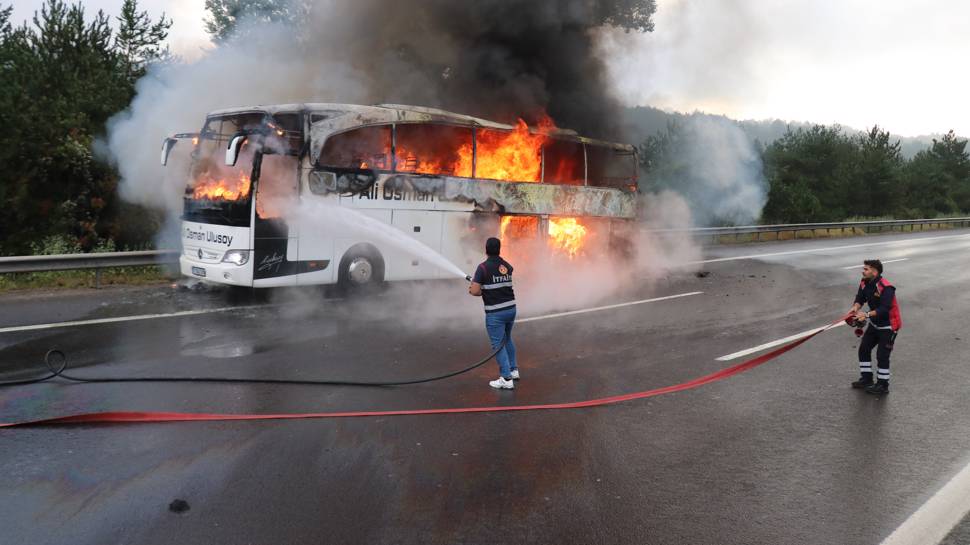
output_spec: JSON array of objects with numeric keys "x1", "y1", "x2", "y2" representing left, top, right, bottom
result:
[{"x1": 160, "y1": 103, "x2": 639, "y2": 289}]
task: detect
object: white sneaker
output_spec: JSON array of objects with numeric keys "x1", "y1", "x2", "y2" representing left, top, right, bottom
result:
[
  {"x1": 489, "y1": 377, "x2": 515, "y2": 389},
  {"x1": 510, "y1": 369, "x2": 520, "y2": 380}
]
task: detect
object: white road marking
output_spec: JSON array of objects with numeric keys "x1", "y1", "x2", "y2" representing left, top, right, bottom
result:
[
  {"x1": 690, "y1": 233, "x2": 970, "y2": 265},
  {"x1": 840, "y1": 258, "x2": 909, "y2": 269},
  {"x1": 879, "y1": 460, "x2": 970, "y2": 545},
  {"x1": 715, "y1": 321, "x2": 846, "y2": 361},
  {"x1": 519, "y1": 291, "x2": 703, "y2": 323},
  {"x1": 0, "y1": 305, "x2": 269, "y2": 334},
  {"x1": 0, "y1": 292, "x2": 700, "y2": 334}
]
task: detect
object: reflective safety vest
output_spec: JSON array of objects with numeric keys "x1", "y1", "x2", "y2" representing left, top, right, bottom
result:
[
  {"x1": 858, "y1": 277, "x2": 903, "y2": 331},
  {"x1": 474, "y1": 256, "x2": 516, "y2": 313}
]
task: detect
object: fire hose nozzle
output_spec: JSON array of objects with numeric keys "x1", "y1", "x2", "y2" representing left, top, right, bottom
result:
[
  {"x1": 845, "y1": 315, "x2": 867, "y2": 337},
  {"x1": 465, "y1": 275, "x2": 472, "y2": 282}
]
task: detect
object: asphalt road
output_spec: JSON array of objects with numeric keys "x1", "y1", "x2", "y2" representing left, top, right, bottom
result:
[{"x1": 2, "y1": 229, "x2": 970, "y2": 545}]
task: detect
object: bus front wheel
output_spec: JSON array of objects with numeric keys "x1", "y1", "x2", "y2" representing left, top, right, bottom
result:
[{"x1": 338, "y1": 245, "x2": 385, "y2": 292}]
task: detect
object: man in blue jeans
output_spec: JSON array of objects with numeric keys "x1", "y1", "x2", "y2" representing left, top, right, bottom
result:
[{"x1": 468, "y1": 237, "x2": 519, "y2": 389}]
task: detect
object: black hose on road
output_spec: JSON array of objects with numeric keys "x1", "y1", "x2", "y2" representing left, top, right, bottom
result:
[{"x1": 0, "y1": 336, "x2": 509, "y2": 388}]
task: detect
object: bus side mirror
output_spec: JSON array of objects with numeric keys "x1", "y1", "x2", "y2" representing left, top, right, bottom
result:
[
  {"x1": 226, "y1": 135, "x2": 247, "y2": 166},
  {"x1": 309, "y1": 170, "x2": 337, "y2": 193},
  {"x1": 160, "y1": 137, "x2": 177, "y2": 166}
]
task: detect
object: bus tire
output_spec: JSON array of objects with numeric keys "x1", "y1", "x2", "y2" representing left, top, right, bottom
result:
[{"x1": 338, "y1": 244, "x2": 385, "y2": 293}]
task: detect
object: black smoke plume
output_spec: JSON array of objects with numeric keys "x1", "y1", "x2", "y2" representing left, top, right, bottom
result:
[
  {"x1": 105, "y1": 0, "x2": 655, "y2": 212},
  {"x1": 301, "y1": 0, "x2": 655, "y2": 138}
]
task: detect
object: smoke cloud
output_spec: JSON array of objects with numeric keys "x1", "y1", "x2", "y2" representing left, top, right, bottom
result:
[
  {"x1": 641, "y1": 115, "x2": 767, "y2": 226},
  {"x1": 104, "y1": 0, "x2": 653, "y2": 214},
  {"x1": 100, "y1": 0, "x2": 721, "y2": 318}
]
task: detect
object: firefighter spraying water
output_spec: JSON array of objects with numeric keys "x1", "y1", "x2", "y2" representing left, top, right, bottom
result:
[{"x1": 468, "y1": 237, "x2": 520, "y2": 390}]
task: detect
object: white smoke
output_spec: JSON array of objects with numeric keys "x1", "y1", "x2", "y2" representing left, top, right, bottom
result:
[
  {"x1": 101, "y1": 19, "x2": 372, "y2": 216},
  {"x1": 670, "y1": 115, "x2": 767, "y2": 226}
]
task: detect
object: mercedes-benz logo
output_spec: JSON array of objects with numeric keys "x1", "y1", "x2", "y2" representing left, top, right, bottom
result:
[{"x1": 197, "y1": 248, "x2": 203, "y2": 259}]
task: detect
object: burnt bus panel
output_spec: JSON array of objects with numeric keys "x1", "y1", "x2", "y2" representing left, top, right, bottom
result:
[
  {"x1": 378, "y1": 175, "x2": 637, "y2": 218},
  {"x1": 311, "y1": 171, "x2": 636, "y2": 219}
]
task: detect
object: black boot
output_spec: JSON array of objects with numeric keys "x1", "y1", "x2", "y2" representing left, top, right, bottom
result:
[
  {"x1": 851, "y1": 373, "x2": 874, "y2": 389},
  {"x1": 865, "y1": 380, "x2": 889, "y2": 395}
]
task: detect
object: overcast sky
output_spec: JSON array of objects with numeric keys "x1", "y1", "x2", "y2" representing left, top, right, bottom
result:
[
  {"x1": 10, "y1": 0, "x2": 970, "y2": 137},
  {"x1": 10, "y1": 0, "x2": 211, "y2": 61}
]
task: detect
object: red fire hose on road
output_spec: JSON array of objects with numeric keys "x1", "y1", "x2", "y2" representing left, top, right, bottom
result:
[{"x1": 0, "y1": 315, "x2": 849, "y2": 428}]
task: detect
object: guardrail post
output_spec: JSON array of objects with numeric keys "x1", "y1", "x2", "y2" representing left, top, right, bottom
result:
[{"x1": 95, "y1": 268, "x2": 102, "y2": 289}]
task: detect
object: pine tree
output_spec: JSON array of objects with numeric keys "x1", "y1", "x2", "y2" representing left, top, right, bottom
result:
[
  {"x1": 0, "y1": 0, "x2": 170, "y2": 254},
  {"x1": 114, "y1": 0, "x2": 172, "y2": 86},
  {"x1": 204, "y1": 0, "x2": 303, "y2": 42}
]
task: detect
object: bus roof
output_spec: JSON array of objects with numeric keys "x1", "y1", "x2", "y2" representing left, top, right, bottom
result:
[
  {"x1": 204, "y1": 103, "x2": 636, "y2": 157},
  {"x1": 206, "y1": 102, "x2": 514, "y2": 129}
]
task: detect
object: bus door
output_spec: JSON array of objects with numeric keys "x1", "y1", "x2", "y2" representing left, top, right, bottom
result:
[{"x1": 252, "y1": 153, "x2": 301, "y2": 286}]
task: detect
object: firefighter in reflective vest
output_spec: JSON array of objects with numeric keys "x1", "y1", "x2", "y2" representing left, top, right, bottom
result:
[
  {"x1": 849, "y1": 259, "x2": 902, "y2": 395},
  {"x1": 468, "y1": 237, "x2": 519, "y2": 390}
]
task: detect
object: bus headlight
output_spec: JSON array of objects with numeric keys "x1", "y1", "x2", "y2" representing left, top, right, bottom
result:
[{"x1": 221, "y1": 250, "x2": 250, "y2": 266}]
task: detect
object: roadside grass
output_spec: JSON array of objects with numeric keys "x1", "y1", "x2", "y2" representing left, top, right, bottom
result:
[
  {"x1": 0, "y1": 234, "x2": 178, "y2": 293},
  {"x1": 0, "y1": 266, "x2": 176, "y2": 293}
]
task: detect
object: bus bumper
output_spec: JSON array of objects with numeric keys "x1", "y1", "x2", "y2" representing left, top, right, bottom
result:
[{"x1": 180, "y1": 256, "x2": 253, "y2": 287}]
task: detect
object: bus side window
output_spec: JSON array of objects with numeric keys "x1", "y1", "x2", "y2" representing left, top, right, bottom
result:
[
  {"x1": 394, "y1": 124, "x2": 473, "y2": 177},
  {"x1": 542, "y1": 139, "x2": 584, "y2": 185},
  {"x1": 586, "y1": 145, "x2": 638, "y2": 191},
  {"x1": 318, "y1": 125, "x2": 392, "y2": 171}
]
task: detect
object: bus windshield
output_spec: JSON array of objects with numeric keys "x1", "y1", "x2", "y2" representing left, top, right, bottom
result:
[{"x1": 182, "y1": 113, "x2": 266, "y2": 227}]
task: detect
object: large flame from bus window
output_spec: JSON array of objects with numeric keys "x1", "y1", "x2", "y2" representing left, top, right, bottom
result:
[
  {"x1": 457, "y1": 119, "x2": 549, "y2": 182},
  {"x1": 330, "y1": 113, "x2": 580, "y2": 183},
  {"x1": 499, "y1": 215, "x2": 589, "y2": 260},
  {"x1": 547, "y1": 217, "x2": 588, "y2": 259},
  {"x1": 500, "y1": 215, "x2": 540, "y2": 240},
  {"x1": 192, "y1": 168, "x2": 251, "y2": 201}
]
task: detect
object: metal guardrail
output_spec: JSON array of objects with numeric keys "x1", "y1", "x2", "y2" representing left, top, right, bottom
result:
[
  {"x1": 649, "y1": 217, "x2": 970, "y2": 241},
  {"x1": 0, "y1": 250, "x2": 180, "y2": 287},
  {"x1": 1, "y1": 218, "x2": 969, "y2": 284}
]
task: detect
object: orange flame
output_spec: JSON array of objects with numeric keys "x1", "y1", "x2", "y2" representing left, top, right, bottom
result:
[
  {"x1": 192, "y1": 169, "x2": 251, "y2": 201},
  {"x1": 457, "y1": 119, "x2": 548, "y2": 182},
  {"x1": 499, "y1": 215, "x2": 588, "y2": 260},
  {"x1": 547, "y1": 217, "x2": 588, "y2": 259},
  {"x1": 395, "y1": 149, "x2": 461, "y2": 177},
  {"x1": 500, "y1": 215, "x2": 540, "y2": 240},
  {"x1": 393, "y1": 114, "x2": 569, "y2": 182}
]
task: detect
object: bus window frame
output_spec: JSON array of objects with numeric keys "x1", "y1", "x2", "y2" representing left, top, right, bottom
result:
[
  {"x1": 317, "y1": 123, "x2": 394, "y2": 173},
  {"x1": 584, "y1": 143, "x2": 638, "y2": 193},
  {"x1": 391, "y1": 122, "x2": 476, "y2": 178},
  {"x1": 539, "y1": 136, "x2": 587, "y2": 187},
  {"x1": 198, "y1": 111, "x2": 303, "y2": 160},
  {"x1": 313, "y1": 121, "x2": 637, "y2": 192}
]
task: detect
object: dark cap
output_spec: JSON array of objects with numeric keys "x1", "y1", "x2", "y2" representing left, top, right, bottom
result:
[{"x1": 485, "y1": 237, "x2": 501, "y2": 256}]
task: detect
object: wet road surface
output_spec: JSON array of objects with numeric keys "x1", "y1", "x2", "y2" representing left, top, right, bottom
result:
[{"x1": 2, "y1": 229, "x2": 970, "y2": 545}]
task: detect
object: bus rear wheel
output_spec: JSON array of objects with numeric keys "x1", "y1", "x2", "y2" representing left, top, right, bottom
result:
[{"x1": 338, "y1": 245, "x2": 385, "y2": 293}]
